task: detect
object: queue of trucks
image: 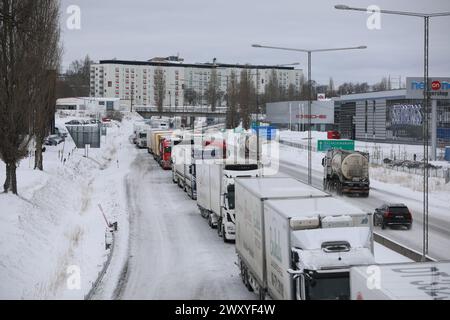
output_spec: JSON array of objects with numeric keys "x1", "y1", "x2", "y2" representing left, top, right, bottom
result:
[{"x1": 132, "y1": 119, "x2": 446, "y2": 300}]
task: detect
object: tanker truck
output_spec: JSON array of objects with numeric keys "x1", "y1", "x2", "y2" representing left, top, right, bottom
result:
[{"x1": 322, "y1": 149, "x2": 370, "y2": 197}]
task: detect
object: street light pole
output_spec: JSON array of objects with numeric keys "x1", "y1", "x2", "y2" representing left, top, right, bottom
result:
[
  {"x1": 252, "y1": 44, "x2": 366, "y2": 185},
  {"x1": 335, "y1": 2, "x2": 450, "y2": 263}
]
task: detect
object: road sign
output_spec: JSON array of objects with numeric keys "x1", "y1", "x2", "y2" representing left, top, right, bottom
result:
[
  {"x1": 317, "y1": 139, "x2": 354, "y2": 152},
  {"x1": 406, "y1": 77, "x2": 450, "y2": 99},
  {"x1": 252, "y1": 125, "x2": 277, "y2": 140}
]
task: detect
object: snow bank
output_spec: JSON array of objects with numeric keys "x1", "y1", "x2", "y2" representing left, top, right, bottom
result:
[{"x1": 0, "y1": 113, "x2": 137, "y2": 299}]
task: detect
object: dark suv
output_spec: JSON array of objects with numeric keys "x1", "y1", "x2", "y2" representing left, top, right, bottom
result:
[{"x1": 373, "y1": 204, "x2": 412, "y2": 230}]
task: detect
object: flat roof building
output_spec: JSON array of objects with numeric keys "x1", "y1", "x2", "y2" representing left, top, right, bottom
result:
[{"x1": 334, "y1": 88, "x2": 450, "y2": 152}]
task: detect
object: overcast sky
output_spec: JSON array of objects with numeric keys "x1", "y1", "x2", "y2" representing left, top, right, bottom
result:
[{"x1": 59, "y1": 0, "x2": 450, "y2": 86}]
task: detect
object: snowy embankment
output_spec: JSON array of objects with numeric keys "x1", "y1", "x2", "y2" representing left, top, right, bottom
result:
[{"x1": 0, "y1": 113, "x2": 138, "y2": 299}]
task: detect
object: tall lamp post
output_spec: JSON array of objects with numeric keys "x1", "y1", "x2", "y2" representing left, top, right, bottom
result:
[
  {"x1": 252, "y1": 44, "x2": 366, "y2": 185},
  {"x1": 335, "y1": 3, "x2": 450, "y2": 262}
]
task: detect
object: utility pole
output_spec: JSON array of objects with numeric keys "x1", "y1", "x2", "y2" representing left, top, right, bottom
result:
[
  {"x1": 252, "y1": 43, "x2": 366, "y2": 185},
  {"x1": 335, "y1": 2, "x2": 450, "y2": 262}
]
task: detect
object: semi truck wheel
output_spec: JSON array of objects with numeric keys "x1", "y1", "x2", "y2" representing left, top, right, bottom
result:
[
  {"x1": 223, "y1": 228, "x2": 229, "y2": 243},
  {"x1": 217, "y1": 219, "x2": 223, "y2": 237},
  {"x1": 258, "y1": 288, "x2": 265, "y2": 300}
]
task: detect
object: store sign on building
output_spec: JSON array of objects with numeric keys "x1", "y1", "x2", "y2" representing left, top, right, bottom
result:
[{"x1": 406, "y1": 77, "x2": 450, "y2": 99}]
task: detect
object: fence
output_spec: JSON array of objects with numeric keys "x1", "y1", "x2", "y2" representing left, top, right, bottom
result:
[
  {"x1": 84, "y1": 232, "x2": 115, "y2": 300},
  {"x1": 279, "y1": 139, "x2": 450, "y2": 182},
  {"x1": 279, "y1": 139, "x2": 318, "y2": 152}
]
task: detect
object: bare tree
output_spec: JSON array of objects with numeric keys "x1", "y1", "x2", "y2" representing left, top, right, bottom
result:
[
  {"x1": 226, "y1": 71, "x2": 239, "y2": 129},
  {"x1": 327, "y1": 77, "x2": 337, "y2": 97},
  {"x1": 206, "y1": 68, "x2": 221, "y2": 111},
  {"x1": 264, "y1": 69, "x2": 280, "y2": 103},
  {"x1": 238, "y1": 69, "x2": 256, "y2": 130},
  {"x1": 30, "y1": 2, "x2": 61, "y2": 171},
  {"x1": 63, "y1": 55, "x2": 93, "y2": 96},
  {"x1": 0, "y1": 0, "x2": 60, "y2": 193},
  {"x1": 154, "y1": 67, "x2": 166, "y2": 112},
  {"x1": 184, "y1": 88, "x2": 198, "y2": 106}
]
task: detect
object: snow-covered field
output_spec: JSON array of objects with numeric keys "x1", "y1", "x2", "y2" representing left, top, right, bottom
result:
[{"x1": 0, "y1": 113, "x2": 138, "y2": 299}]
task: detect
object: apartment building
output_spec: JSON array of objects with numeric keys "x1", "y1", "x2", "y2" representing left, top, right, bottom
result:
[{"x1": 90, "y1": 57, "x2": 302, "y2": 107}]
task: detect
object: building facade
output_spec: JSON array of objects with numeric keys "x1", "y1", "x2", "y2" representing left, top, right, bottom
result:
[
  {"x1": 90, "y1": 57, "x2": 302, "y2": 108},
  {"x1": 334, "y1": 89, "x2": 450, "y2": 146},
  {"x1": 266, "y1": 100, "x2": 335, "y2": 131}
]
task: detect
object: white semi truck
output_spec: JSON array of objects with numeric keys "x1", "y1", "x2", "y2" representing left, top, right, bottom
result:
[
  {"x1": 135, "y1": 125, "x2": 150, "y2": 149},
  {"x1": 196, "y1": 159, "x2": 259, "y2": 242},
  {"x1": 350, "y1": 261, "x2": 450, "y2": 300},
  {"x1": 235, "y1": 177, "x2": 375, "y2": 300}
]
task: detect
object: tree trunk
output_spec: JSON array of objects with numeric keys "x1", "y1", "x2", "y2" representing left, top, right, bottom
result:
[
  {"x1": 34, "y1": 139, "x2": 44, "y2": 171},
  {"x1": 3, "y1": 162, "x2": 18, "y2": 194},
  {"x1": 3, "y1": 163, "x2": 11, "y2": 193}
]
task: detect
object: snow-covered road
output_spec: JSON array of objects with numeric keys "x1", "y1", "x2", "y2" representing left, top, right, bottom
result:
[
  {"x1": 116, "y1": 151, "x2": 255, "y2": 300},
  {"x1": 277, "y1": 158, "x2": 450, "y2": 261}
]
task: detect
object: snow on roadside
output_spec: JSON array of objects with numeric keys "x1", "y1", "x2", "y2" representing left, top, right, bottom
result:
[
  {"x1": 0, "y1": 113, "x2": 138, "y2": 299},
  {"x1": 374, "y1": 243, "x2": 412, "y2": 264},
  {"x1": 275, "y1": 132, "x2": 450, "y2": 218}
]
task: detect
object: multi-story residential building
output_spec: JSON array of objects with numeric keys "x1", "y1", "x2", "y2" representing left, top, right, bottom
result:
[{"x1": 90, "y1": 57, "x2": 302, "y2": 107}]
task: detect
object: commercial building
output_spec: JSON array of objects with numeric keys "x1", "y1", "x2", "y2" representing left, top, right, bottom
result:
[
  {"x1": 56, "y1": 97, "x2": 120, "y2": 113},
  {"x1": 265, "y1": 100, "x2": 335, "y2": 131},
  {"x1": 334, "y1": 79, "x2": 450, "y2": 157},
  {"x1": 89, "y1": 56, "x2": 302, "y2": 108}
]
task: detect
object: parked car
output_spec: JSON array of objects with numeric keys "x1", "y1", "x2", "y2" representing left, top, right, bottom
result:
[
  {"x1": 65, "y1": 119, "x2": 81, "y2": 125},
  {"x1": 44, "y1": 134, "x2": 64, "y2": 146},
  {"x1": 373, "y1": 203, "x2": 412, "y2": 230}
]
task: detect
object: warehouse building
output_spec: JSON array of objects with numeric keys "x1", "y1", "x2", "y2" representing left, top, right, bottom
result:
[{"x1": 334, "y1": 78, "x2": 450, "y2": 159}]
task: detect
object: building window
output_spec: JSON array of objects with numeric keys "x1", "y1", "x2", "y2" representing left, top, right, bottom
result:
[{"x1": 365, "y1": 101, "x2": 368, "y2": 134}]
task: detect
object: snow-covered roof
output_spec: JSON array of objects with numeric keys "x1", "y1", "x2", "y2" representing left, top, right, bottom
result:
[
  {"x1": 56, "y1": 97, "x2": 85, "y2": 105},
  {"x1": 334, "y1": 89, "x2": 408, "y2": 102},
  {"x1": 235, "y1": 177, "x2": 328, "y2": 199},
  {"x1": 292, "y1": 227, "x2": 371, "y2": 251},
  {"x1": 296, "y1": 247, "x2": 375, "y2": 271},
  {"x1": 265, "y1": 196, "x2": 367, "y2": 219}
]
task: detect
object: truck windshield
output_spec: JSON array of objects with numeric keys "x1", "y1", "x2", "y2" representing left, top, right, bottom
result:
[
  {"x1": 164, "y1": 147, "x2": 171, "y2": 153},
  {"x1": 227, "y1": 185, "x2": 235, "y2": 210},
  {"x1": 305, "y1": 271, "x2": 349, "y2": 300},
  {"x1": 139, "y1": 133, "x2": 146, "y2": 138}
]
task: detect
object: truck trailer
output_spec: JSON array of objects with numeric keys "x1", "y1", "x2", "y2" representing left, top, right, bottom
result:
[
  {"x1": 148, "y1": 130, "x2": 172, "y2": 156},
  {"x1": 322, "y1": 149, "x2": 370, "y2": 197},
  {"x1": 196, "y1": 159, "x2": 259, "y2": 242},
  {"x1": 235, "y1": 177, "x2": 375, "y2": 300},
  {"x1": 350, "y1": 261, "x2": 450, "y2": 300}
]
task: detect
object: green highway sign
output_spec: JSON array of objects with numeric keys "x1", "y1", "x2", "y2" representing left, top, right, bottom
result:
[{"x1": 317, "y1": 139, "x2": 355, "y2": 152}]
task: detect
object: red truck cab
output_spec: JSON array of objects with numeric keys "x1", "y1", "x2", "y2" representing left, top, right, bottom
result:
[
  {"x1": 204, "y1": 139, "x2": 227, "y2": 159},
  {"x1": 159, "y1": 138, "x2": 172, "y2": 170}
]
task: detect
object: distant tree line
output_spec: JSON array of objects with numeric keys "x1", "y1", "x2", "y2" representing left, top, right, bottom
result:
[
  {"x1": 56, "y1": 55, "x2": 94, "y2": 98},
  {"x1": 0, "y1": 0, "x2": 61, "y2": 194}
]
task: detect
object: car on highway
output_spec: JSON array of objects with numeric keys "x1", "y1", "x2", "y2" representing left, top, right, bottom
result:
[{"x1": 373, "y1": 203, "x2": 412, "y2": 230}]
